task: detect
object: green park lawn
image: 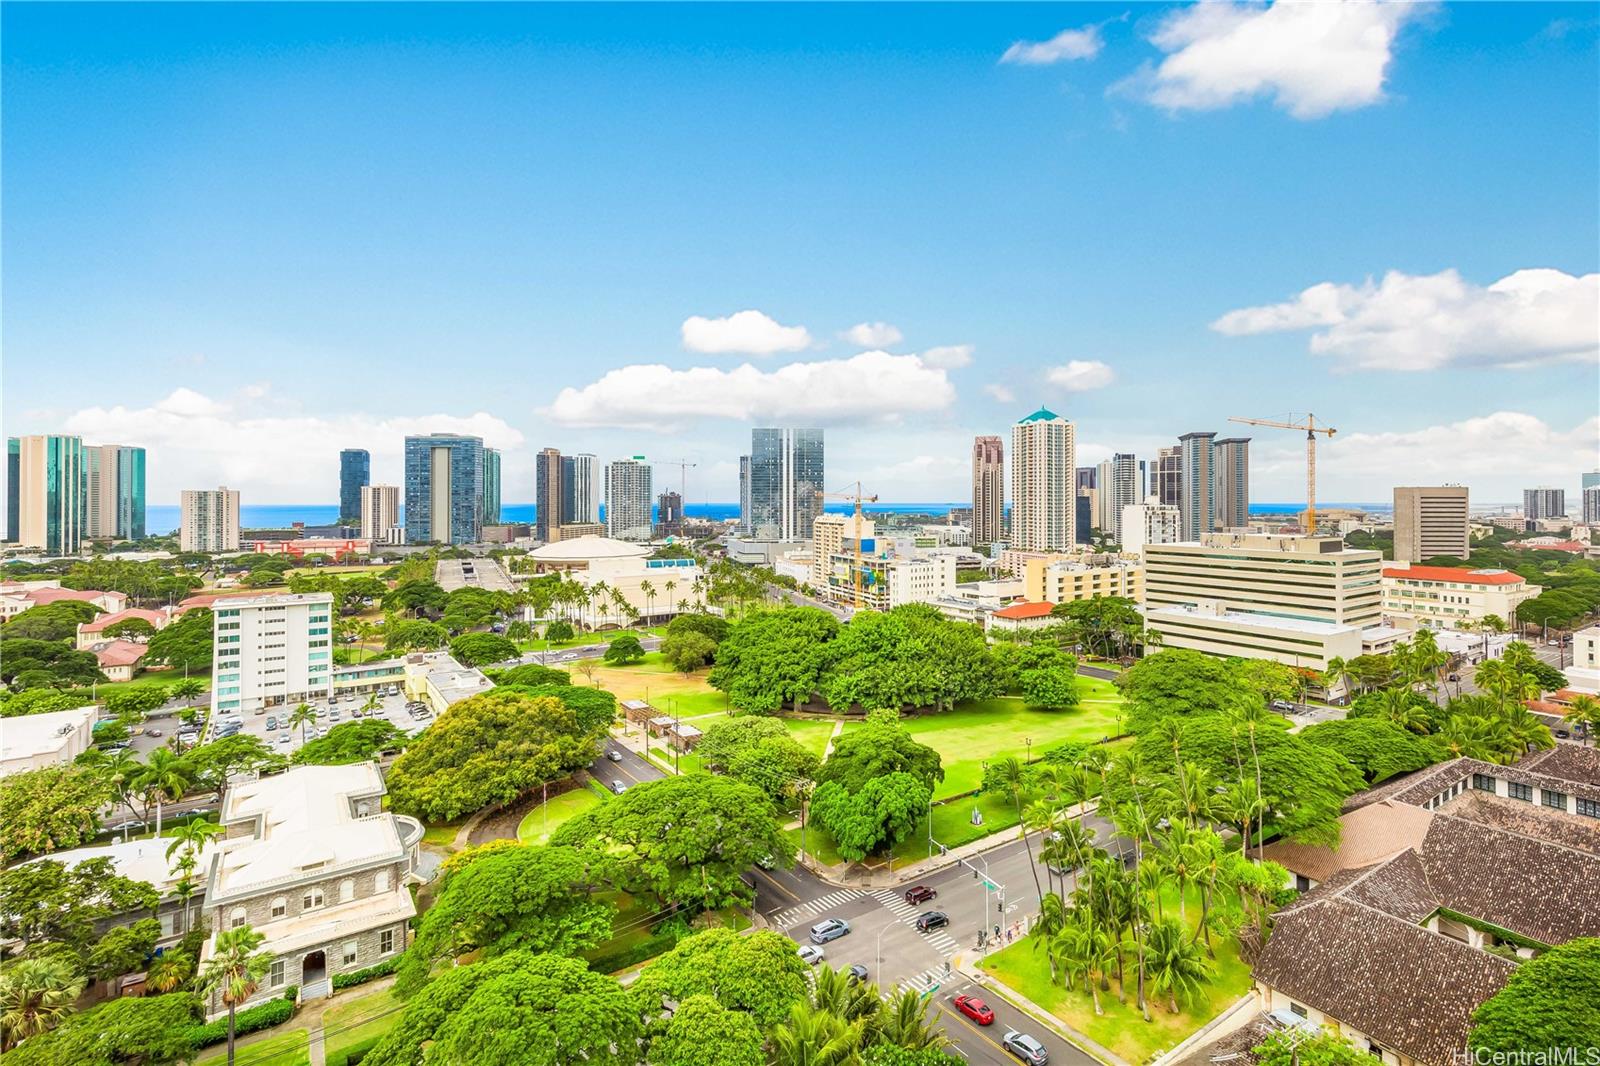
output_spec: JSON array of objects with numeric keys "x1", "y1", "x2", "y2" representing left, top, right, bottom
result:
[
  {"x1": 519, "y1": 626, "x2": 665, "y2": 653},
  {"x1": 323, "y1": 986, "x2": 403, "y2": 1066},
  {"x1": 647, "y1": 746, "x2": 705, "y2": 776},
  {"x1": 980, "y1": 887, "x2": 1253, "y2": 1064},
  {"x1": 516, "y1": 787, "x2": 603, "y2": 844},
  {"x1": 420, "y1": 818, "x2": 465, "y2": 848},
  {"x1": 107, "y1": 668, "x2": 213, "y2": 693},
  {"x1": 196, "y1": 1027, "x2": 309, "y2": 1065},
  {"x1": 844, "y1": 691, "x2": 1125, "y2": 801},
  {"x1": 781, "y1": 717, "x2": 839, "y2": 758}
]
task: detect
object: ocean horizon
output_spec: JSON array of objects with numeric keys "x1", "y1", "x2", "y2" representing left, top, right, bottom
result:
[{"x1": 138, "y1": 501, "x2": 1395, "y2": 537}]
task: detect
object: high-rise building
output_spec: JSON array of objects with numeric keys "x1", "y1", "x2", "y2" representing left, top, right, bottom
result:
[
  {"x1": 1178, "y1": 432, "x2": 1217, "y2": 541},
  {"x1": 1523, "y1": 487, "x2": 1566, "y2": 520},
  {"x1": 210, "y1": 593, "x2": 335, "y2": 716},
  {"x1": 535, "y1": 447, "x2": 563, "y2": 542},
  {"x1": 85, "y1": 444, "x2": 146, "y2": 541},
  {"x1": 748, "y1": 429, "x2": 825, "y2": 542},
  {"x1": 605, "y1": 458, "x2": 653, "y2": 542},
  {"x1": 1075, "y1": 466, "x2": 1098, "y2": 494},
  {"x1": 180, "y1": 487, "x2": 241, "y2": 553},
  {"x1": 6, "y1": 439, "x2": 19, "y2": 543},
  {"x1": 1095, "y1": 459, "x2": 1114, "y2": 536},
  {"x1": 1107, "y1": 453, "x2": 1141, "y2": 544},
  {"x1": 561, "y1": 453, "x2": 602, "y2": 526},
  {"x1": 1121, "y1": 497, "x2": 1181, "y2": 556},
  {"x1": 1152, "y1": 446, "x2": 1182, "y2": 507},
  {"x1": 737, "y1": 455, "x2": 752, "y2": 535},
  {"x1": 1010, "y1": 409, "x2": 1076, "y2": 553},
  {"x1": 403, "y1": 434, "x2": 483, "y2": 545},
  {"x1": 1212, "y1": 437, "x2": 1251, "y2": 529},
  {"x1": 1075, "y1": 492, "x2": 1092, "y2": 545},
  {"x1": 1582, "y1": 485, "x2": 1600, "y2": 526},
  {"x1": 657, "y1": 491, "x2": 684, "y2": 535},
  {"x1": 1393, "y1": 486, "x2": 1470, "y2": 563},
  {"x1": 972, "y1": 436, "x2": 1004, "y2": 549},
  {"x1": 338, "y1": 449, "x2": 370, "y2": 523},
  {"x1": 360, "y1": 484, "x2": 401, "y2": 543},
  {"x1": 12, "y1": 435, "x2": 86, "y2": 555},
  {"x1": 480, "y1": 448, "x2": 502, "y2": 525}
]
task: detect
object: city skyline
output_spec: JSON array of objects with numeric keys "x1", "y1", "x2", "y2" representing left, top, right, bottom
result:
[{"x1": 2, "y1": 3, "x2": 1595, "y2": 507}]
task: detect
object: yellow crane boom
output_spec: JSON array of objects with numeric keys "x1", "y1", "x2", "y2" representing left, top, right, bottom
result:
[
  {"x1": 821, "y1": 483, "x2": 878, "y2": 610},
  {"x1": 1228, "y1": 413, "x2": 1337, "y2": 533}
]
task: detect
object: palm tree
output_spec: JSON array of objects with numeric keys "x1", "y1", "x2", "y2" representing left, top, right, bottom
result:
[
  {"x1": 196, "y1": 925, "x2": 273, "y2": 1066},
  {"x1": 144, "y1": 950, "x2": 193, "y2": 994},
  {"x1": 169, "y1": 677, "x2": 206, "y2": 700},
  {"x1": 0, "y1": 956, "x2": 84, "y2": 1052},
  {"x1": 80, "y1": 746, "x2": 142, "y2": 826},
  {"x1": 166, "y1": 819, "x2": 224, "y2": 933},
  {"x1": 1157, "y1": 821, "x2": 1197, "y2": 922},
  {"x1": 639, "y1": 579, "x2": 656, "y2": 623},
  {"x1": 1439, "y1": 714, "x2": 1516, "y2": 763},
  {"x1": 1061, "y1": 916, "x2": 1115, "y2": 1015},
  {"x1": 1379, "y1": 686, "x2": 1430, "y2": 733},
  {"x1": 993, "y1": 756, "x2": 1045, "y2": 903},
  {"x1": 1144, "y1": 916, "x2": 1214, "y2": 1014},
  {"x1": 1503, "y1": 705, "x2": 1556, "y2": 756},
  {"x1": 876, "y1": 987, "x2": 948, "y2": 1050},
  {"x1": 1167, "y1": 761, "x2": 1220, "y2": 829},
  {"x1": 288, "y1": 702, "x2": 317, "y2": 743},
  {"x1": 133, "y1": 748, "x2": 191, "y2": 831},
  {"x1": 1183, "y1": 828, "x2": 1228, "y2": 958},
  {"x1": 771, "y1": 1001, "x2": 864, "y2": 1066},
  {"x1": 1566, "y1": 694, "x2": 1600, "y2": 746},
  {"x1": 360, "y1": 691, "x2": 381, "y2": 719},
  {"x1": 663, "y1": 578, "x2": 678, "y2": 619}
]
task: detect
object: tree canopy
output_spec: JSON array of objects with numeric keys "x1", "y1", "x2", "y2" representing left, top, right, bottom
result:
[
  {"x1": 0, "y1": 640, "x2": 105, "y2": 688},
  {"x1": 646, "y1": 993, "x2": 765, "y2": 1066},
  {"x1": 292, "y1": 719, "x2": 407, "y2": 766},
  {"x1": 816, "y1": 711, "x2": 943, "y2": 794},
  {"x1": 811, "y1": 772, "x2": 932, "y2": 862},
  {"x1": 383, "y1": 619, "x2": 448, "y2": 652},
  {"x1": 1470, "y1": 937, "x2": 1600, "y2": 1052},
  {"x1": 396, "y1": 845, "x2": 613, "y2": 996},
  {"x1": 0, "y1": 766, "x2": 114, "y2": 861},
  {"x1": 817, "y1": 606, "x2": 999, "y2": 713},
  {"x1": 0, "y1": 857, "x2": 160, "y2": 956},
  {"x1": 387, "y1": 691, "x2": 602, "y2": 821},
  {"x1": 1, "y1": 601, "x2": 103, "y2": 642},
  {"x1": 1300, "y1": 717, "x2": 1446, "y2": 784},
  {"x1": 551, "y1": 775, "x2": 791, "y2": 911},
  {"x1": 1119, "y1": 650, "x2": 1260, "y2": 733},
  {"x1": 603, "y1": 634, "x2": 646, "y2": 664},
  {"x1": 448, "y1": 631, "x2": 520, "y2": 667},
  {"x1": 708, "y1": 606, "x2": 840, "y2": 714},
  {"x1": 493, "y1": 663, "x2": 571, "y2": 688},
  {"x1": 695, "y1": 717, "x2": 819, "y2": 801},
  {"x1": 630, "y1": 928, "x2": 809, "y2": 1030},
  {"x1": 3, "y1": 991, "x2": 200, "y2": 1066},
  {"x1": 142, "y1": 608, "x2": 213, "y2": 673}
]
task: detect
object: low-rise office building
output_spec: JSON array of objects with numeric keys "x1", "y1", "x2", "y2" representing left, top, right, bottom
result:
[
  {"x1": 1021, "y1": 552, "x2": 1144, "y2": 605},
  {"x1": 211, "y1": 593, "x2": 336, "y2": 716},
  {"x1": 200, "y1": 764, "x2": 422, "y2": 1010},
  {"x1": 1380, "y1": 563, "x2": 1539, "y2": 629},
  {"x1": 402, "y1": 650, "x2": 493, "y2": 713},
  {"x1": 1144, "y1": 602, "x2": 1364, "y2": 678},
  {"x1": 0, "y1": 706, "x2": 98, "y2": 776},
  {"x1": 1145, "y1": 533, "x2": 1383, "y2": 626}
]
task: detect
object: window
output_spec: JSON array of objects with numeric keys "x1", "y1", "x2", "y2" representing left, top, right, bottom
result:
[
  {"x1": 375, "y1": 869, "x2": 391, "y2": 892},
  {"x1": 380, "y1": 929, "x2": 395, "y2": 956},
  {"x1": 1289, "y1": 1002, "x2": 1308, "y2": 1019},
  {"x1": 1472, "y1": 773, "x2": 1494, "y2": 792},
  {"x1": 230, "y1": 906, "x2": 247, "y2": 929},
  {"x1": 341, "y1": 940, "x2": 358, "y2": 968},
  {"x1": 1507, "y1": 782, "x2": 1533, "y2": 802},
  {"x1": 1542, "y1": 790, "x2": 1568, "y2": 810},
  {"x1": 270, "y1": 960, "x2": 286, "y2": 988},
  {"x1": 340, "y1": 879, "x2": 355, "y2": 903},
  {"x1": 159, "y1": 909, "x2": 179, "y2": 938},
  {"x1": 271, "y1": 897, "x2": 286, "y2": 918},
  {"x1": 1577, "y1": 798, "x2": 1600, "y2": 819},
  {"x1": 303, "y1": 888, "x2": 325, "y2": 910}
]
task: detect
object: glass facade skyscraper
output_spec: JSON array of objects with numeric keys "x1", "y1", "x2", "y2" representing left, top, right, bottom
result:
[
  {"x1": 1179, "y1": 431, "x2": 1217, "y2": 541},
  {"x1": 404, "y1": 434, "x2": 483, "y2": 545},
  {"x1": 481, "y1": 447, "x2": 502, "y2": 525},
  {"x1": 339, "y1": 449, "x2": 370, "y2": 523},
  {"x1": 748, "y1": 428, "x2": 824, "y2": 542},
  {"x1": 11, "y1": 435, "x2": 86, "y2": 555}
]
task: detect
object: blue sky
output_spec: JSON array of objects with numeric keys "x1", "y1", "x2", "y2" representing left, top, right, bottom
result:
[{"x1": 3, "y1": 2, "x2": 1596, "y2": 506}]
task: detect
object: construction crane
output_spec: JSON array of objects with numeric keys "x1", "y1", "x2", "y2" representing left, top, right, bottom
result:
[
  {"x1": 651, "y1": 457, "x2": 699, "y2": 499},
  {"x1": 1228, "y1": 413, "x2": 1337, "y2": 533},
  {"x1": 821, "y1": 482, "x2": 879, "y2": 610}
]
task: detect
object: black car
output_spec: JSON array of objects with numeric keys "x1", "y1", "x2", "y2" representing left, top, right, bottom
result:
[
  {"x1": 914, "y1": 911, "x2": 949, "y2": 932},
  {"x1": 904, "y1": 885, "x2": 937, "y2": 905},
  {"x1": 847, "y1": 964, "x2": 868, "y2": 984}
]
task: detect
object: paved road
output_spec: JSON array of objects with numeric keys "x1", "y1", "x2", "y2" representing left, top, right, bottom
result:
[
  {"x1": 436, "y1": 557, "x2": 515, "y2": 592},
  {"x1": 515, "y1": 636, "x2": 663, "y2": 667}
]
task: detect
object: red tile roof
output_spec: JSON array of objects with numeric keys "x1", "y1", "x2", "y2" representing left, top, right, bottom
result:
[
  {"x1": 992, "y1": 601, "x2": 1056, "y2": 620},
  {"x1": 23, "y1": 587, "x2": 128, "y2": 606},
  {"x1": 81, "y1": 608, "x2": 170, "y2": 632},
  {"x1": 92, "y1": 640, "x2": 150, "y2": 668},
  {"x1": 1382, "y1": 565, "x2": 1524, "y2": 586}
]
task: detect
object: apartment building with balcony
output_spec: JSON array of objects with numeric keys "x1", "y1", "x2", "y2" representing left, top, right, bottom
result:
[
  {"x1": 200, "y1": 764, "x2": 422, "y2": 1010},
  {"x1": 211, "y1": 593, "x2": 335, "y2": 716},
  {"x1": 1021, "y1": 552, "x2": 1144, "y2": 605}
]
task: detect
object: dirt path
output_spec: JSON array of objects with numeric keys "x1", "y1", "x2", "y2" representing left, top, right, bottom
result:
[{"x1": 465, "y1": 792, "x2": 541, "y2": 847}]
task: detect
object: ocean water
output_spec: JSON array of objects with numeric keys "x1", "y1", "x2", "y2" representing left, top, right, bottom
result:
[{"x1": 141, "y1": 501, "x2": 1386, "y2": 537}]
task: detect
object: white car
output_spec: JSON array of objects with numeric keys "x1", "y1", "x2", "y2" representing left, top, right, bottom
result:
[
  {"x1": 797, "y1": 944, "x2": 825, "y2": 965},
  {"x1": 277, "y1": 734, "x2": 292, "y2": 746}
]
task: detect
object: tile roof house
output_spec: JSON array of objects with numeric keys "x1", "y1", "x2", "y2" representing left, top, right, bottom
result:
[
  {"x1": 987, "y1": 600, "x2": 1058, "y2": 634},
  {"x1": 75, "y1": 606, "x2": 175, "y2": 649},
  {"x1": 1251, "y1": 749, "x2": 1600, "y2": 1066},
  {"x1": 89, "y1": 639, "x2": 151, "y2": 682},
  {"x1": 0, "y1": 585, "x2": 129, "y2": 620}
]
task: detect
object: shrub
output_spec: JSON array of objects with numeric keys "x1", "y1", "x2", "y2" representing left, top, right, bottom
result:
[
  {"x1": 330, "y1": 955, "x2": 401, "y2": 990},
  {"x1": 585, "y1": 924, "x2": 685, "y2": 974},
  {"x1": 184, "y1": 994, "x2": 296, "y2": 1049},
  {"x1": 328, "y1": 1035, "x2": 384, "y2": 1066}
]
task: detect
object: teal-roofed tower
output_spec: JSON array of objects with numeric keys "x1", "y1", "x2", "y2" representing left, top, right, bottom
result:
[{"x1": 1010, "y1": 409, "x2": 1076, "y2": 553}]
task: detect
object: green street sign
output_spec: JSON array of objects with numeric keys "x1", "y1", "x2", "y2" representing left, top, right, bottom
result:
[{"x1": 982, "y1": 880, "x2": 998, "y2": 890}]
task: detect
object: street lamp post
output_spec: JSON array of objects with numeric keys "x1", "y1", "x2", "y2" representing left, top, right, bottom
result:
[{"x1": 876, "y1": 924, "x2": 890, "y2": 978}]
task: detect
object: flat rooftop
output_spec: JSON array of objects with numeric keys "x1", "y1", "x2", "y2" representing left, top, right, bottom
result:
[
  {"x1": 212, "y1": 592, "x2": 335, "y2": 609},
  {"x1": 1, "y1": 706, "x2": 97, "y2": 762},
  {"x1": 1146, "y1": 603, "x2": 1359, "y2": 635}
]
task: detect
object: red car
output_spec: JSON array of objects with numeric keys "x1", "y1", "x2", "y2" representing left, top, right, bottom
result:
[
  {"x1": 954, "y1": 995, "x2": 995, "y2": 1026},
  {"x1": 904, "y1": 885, "x2": 937, "y2": 905}
]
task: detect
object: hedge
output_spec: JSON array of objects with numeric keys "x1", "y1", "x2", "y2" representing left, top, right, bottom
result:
[
  {"x1": 585, "y1": 928, "x2": 682, "y2": 975},
  {"x1": 328, "y1": 1035, "x2": 384, "y2": 1066},
  {"x1": 331, "y1": 955, "x2": 401, "y2": 990},
  {"x1": 185, "y1": 993, "x2": 297, "y2": 1049}
]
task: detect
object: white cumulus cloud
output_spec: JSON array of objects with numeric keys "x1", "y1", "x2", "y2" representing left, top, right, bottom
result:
[
  {"x1": 920, "y1": 344, "x2": 975, "y2": 370},
  {"x1": 1001, "y1": 24, "x2": 1107, "y2": 65},
  {"x1": 1313, "y1": 412, "x2": 1600, "y2": 501},
  {"x1": 543, "y1": 351, "x2": 957, "y2": 431},
  {"x1": 1129, "y1": 0, "x2": 1427, "y2": 119},
  {"x1": 61, "y1": 388, "x2": 527, "y2": 506},
  {"x1": 681, "y1": 309, "x2": 812, "y2": 355},
  {"x1": 983, "y1": 384, "x2": 1017, "y2": 404},
  {"x1": 843, "y1": 321, "x2": 904, "y2": 347},
  {"x1": 1045, "y1": 360, "x2": 1116, "y2": 392},
  {"x1": 1212, "y1": 267, "x2": 1600, "y2": 370}
]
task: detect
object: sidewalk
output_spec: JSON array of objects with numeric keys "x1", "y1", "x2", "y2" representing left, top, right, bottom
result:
[{"x1": 954, "y1": 953, "x2": 1129, "y2": 1066}]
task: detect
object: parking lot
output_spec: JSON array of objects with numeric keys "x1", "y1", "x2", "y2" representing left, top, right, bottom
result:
[{"x1": 197, "y1": 686, "x2": 434, "y2": 756}]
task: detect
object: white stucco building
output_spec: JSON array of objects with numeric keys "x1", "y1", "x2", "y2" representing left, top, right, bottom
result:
[
  {"x1": 0, "y1": 706, "x2": 98, "y2": 776},
  {"x1": 211, "y1": 593, "x2": 336, "y2": 716}
]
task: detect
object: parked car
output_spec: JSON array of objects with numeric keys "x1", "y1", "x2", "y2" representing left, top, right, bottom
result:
[
  {"x1": 1448, "y1": 674, "x2": 1460, "y2": 682},
  {"x1": 611, "y1": 780, "x2": 628, "y2": 795},
  {"x1": 278, "y1": 734, "x2": 293, "y2": 746},
  {"x1": 904, "y1": 885, "x2": 937, "y2": 905},
  {"x1": 1269, "y1": 699, "x2": 1294, "y2": 712},
  {"x1": 915, "y1": 911, "x2": 949, "y2": 933},
  {"x1": 809, "y1": 918, "x2": 851, "y2": 944},
  {"x1": 1556, "y1": 729, "x2": 1571, "y2": 739},
  {"x1": 954, "y1": 995, "x2": 995, "y2": 1025},
  {"x1": 756, "y1": 854, "x2": 777, "y2": 870},
  {"x1": 330, "y1": 711, "x2": 343, "y2": 722},
  {"x1": 265, "y1": 717, "x2": 278, "y2": 731},
  {"x1": 847, "y1": 964, "x2": 869, "y2": 984},
  {"x1": 1002, "y1": 1031, "x2": 1049, "y2": 1065},
  {"x1": 146, "y1": 728, "x2": 163, "y2": 738},
  {"x1": 796, "y1": 944, "x2": 825, "y2": 966}
]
